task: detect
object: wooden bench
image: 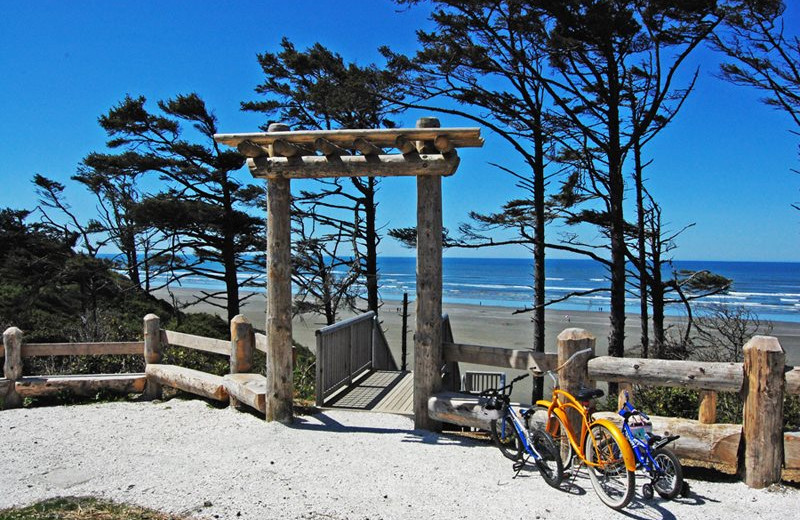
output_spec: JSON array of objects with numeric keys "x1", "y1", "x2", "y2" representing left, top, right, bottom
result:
[{"x1": 145, "y1": 364, "x2": 228, "y2": 401}]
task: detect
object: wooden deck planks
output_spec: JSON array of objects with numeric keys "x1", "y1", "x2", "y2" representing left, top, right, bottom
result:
[{"x1": 325, "y1": 370, "x2": 413, "y2": 415}]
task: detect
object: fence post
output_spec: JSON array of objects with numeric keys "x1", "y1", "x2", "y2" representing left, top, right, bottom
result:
[
  {"x1": 699, "y1": 390, "x2": 717, "y2": 424},
  {"x1": 230, "y1": 314, "x2": 254, "y2": 409},
  {"x1": 740, "y1": 335, "x2": 785, "y2": 488},
  {"x1": 617, "y1": 382, "x2": 634, "y2": 412},
  {"x1": 557, "y1": 328, "x2": 595, "y2": 435},
  {"x1": 143, "y1": 314, "x2": 163, "y2": 400},
  {"x1": 2, "y1": 327, "x2": 23, "y2": 409}
]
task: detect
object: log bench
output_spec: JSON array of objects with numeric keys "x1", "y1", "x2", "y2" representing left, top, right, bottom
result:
[
  {"x1": 15, "y1": 373, "x2": 146, "y2": 398},
  {"x1": 145, "y1": 364, "x2": 228, "y2": 401},
  {"x1": 223, "y1": 373, "x2": 266, "y2": 413}
]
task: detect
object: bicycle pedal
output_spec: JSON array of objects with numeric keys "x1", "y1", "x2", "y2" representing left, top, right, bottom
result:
[{"x1": 512, "y1": 461, "x2": 525, "y2": 472}]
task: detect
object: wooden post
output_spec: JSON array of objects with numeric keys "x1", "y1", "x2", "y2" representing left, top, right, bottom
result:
[
  {"x1": 265, "y1": 123, "x2": 294, "y2": 424},
  {"x1": 401, "y1": 292, "x2": 409, "y2": 371},
  {"x1": 740, "y1": 335, "x2": 785, "y2": 488},
  {"x1": 3, "y1": 327, "x2": 23, "y2": 409},
  {"x1": 414, "y1": 116, "x2": 443, "y2": 431},
  {"x1": 143, "y1": 314, "x2": 162, "y2": 400},
  {"x1": 557, "y1": 328, "x2": 595, "y2": 437},
  {"x1": 617, "y1": 382, "x2": 634, "y2": 412},
  {"x1": 698, "y1": 390, "x2": 717, "y2": 424},
  {"x1": 230, "y1": 314, "x2": 254, "y2": 409}
]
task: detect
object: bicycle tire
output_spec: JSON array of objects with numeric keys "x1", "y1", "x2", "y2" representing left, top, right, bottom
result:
[
  {"x1": 534, "y1": 404, "x2": 573, "y2": 469},
  {"x1": 652, "y1": 448, "x2": 683, "y2": 499},
  {"x1": 490, "y1": 416, "x2": 523, "y2": 460},
  {"x1": 531, "y1": 429, "x2": 564, "y2": 489},
  {"x1": 584, "y1": 424, "x2": 635, "y2": 510}
]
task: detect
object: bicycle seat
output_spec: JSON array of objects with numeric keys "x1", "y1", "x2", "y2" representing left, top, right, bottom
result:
[{"x1": 575, "y1": 387, "x2": 604, "y2": 401}]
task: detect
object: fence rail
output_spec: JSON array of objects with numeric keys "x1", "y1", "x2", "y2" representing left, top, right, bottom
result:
[{"x1": 435, "y1": 329, "x2": 800, "y2": 489}]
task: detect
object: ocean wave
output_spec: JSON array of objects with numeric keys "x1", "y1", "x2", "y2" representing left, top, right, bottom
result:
[
  {"x1": 444, "y1": 282, "x2": 531, "y2": 290},
  {"x1": 730, "y1": 291, "x2": 800, "y2": 298}
]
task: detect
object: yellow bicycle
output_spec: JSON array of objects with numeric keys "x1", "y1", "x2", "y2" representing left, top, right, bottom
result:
[{"x1": 534, "y1": 348, "x2": 637, "y2": 510}]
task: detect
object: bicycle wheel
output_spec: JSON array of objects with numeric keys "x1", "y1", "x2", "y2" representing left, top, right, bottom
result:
[
  {"x1": 531, "y1": 429, "x2": 564, "y2": 489},
  {"x1": 534, "y1": 405, "x2": 573, "y2": 469},
  {"x1": 490, "y1": 416, "x2": 523, "y2": 460},
  {"x1": 652, "y1": 448, "x2": 683, "y2": 499},
  {"x1": 584, "y1": 424, "x2": 635, "y2": 510}
]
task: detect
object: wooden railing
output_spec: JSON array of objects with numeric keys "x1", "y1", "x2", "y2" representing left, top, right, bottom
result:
[
  {"x1": 315, "y1": 311, "x2": 398, "y2": 407},
  {"x1": 1, "y1": 313, "x2": 264, "y2": 409},
  {"x1": 430, "y1": 327, "x2": 800, "y2": 489}
]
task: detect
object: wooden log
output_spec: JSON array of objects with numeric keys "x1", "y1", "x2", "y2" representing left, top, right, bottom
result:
[
  {"x1": 272, "y1": 138, "x2": 313, "y2": 157},
  {"x1": 698, "y1": 390, "x2": 717, "y2": 424},
  {"x1": 314, "y1": 137, "x2": 348, "y2": 157},
  {"x1": 223, "y1": 373, "x2": 266, "y2": 413},
  {"x1": 427, "y1": 392, "x2": 499, "y2": 430},
  {"x1": 3, "y1": 327, "x2": 23, "y2": 409},
  {"x1": 352, "y1": 137, "x2": 383, "y2": 156},
  {"x1": 593, "y1": 411, "x2": 741, "y2": 469},
  {"x1": 254, "y1": 333, "x2": 267, "y2": 353},
  {"x1": 237, "y1": 139, "x2": 269, "y2": 158},
  {"x1": 143, "y1": 314, "x2": 162, "y2": 400},
  {"x1": 15, "y1": 373, "x2": 146, "y2": 398},
  {"x1": 588, "y1": 356, "x2": 743, "y2": 392},
  {"x1": 442, "y1": 342, "x2": 557, "y2": 373},
  {"x1": 786, "y1": 365, "x2": 800, "y2": 395},
  {"x1": 215, "y1": 127, "x2": 484, "y2": 150},
  {"x1": 741, "y1": 335, "x2": 785, "y2": 488},
  {"x1": 21, "y1": 342, "x2": 144, "y2": 357},
  {"x1": 163, "y1": 330, "x2": 230, "y2": 355},
  {"x1": 248, "y1": 152, "x2": 460, "y2": 180},
  {"x1": 558, "y1": 328, "x2": 595, "y2": 435},
  {"x1": 785, "y1": 431, "x2": 800, "y2": 471},
  {"x1": 266, "y1": 173, "x2": 294, "y2": 423},
  {"x1": 434, "y1": 135, "x2": 454, "y2": 154},
  {"x1": 395, "y1": 135, "x2": 417, "y2": 155},
  {"x1": 617, "y1": 382, "x2": 634, "y2": 412},
  {"x1": 145, "y1": 364, "x2": 228, "y2": 401},
  {"x1": 416, "y1": 116, "x2": 443, "y2": 432},
  {"x1": 415, "y1": 116, "x2": 440, "y2": 153}
]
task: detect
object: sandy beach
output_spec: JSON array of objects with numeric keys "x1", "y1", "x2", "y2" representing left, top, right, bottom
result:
[{"x1": 156, "y1": 288, "x2": 800, "y2": 370}]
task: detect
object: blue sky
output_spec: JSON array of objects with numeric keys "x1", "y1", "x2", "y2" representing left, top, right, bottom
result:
[{"x1": 1, "y1": 1, "x2": 798, "y2": 262}]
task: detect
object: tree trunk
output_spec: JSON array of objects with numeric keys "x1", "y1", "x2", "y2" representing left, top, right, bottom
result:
[
  {"x1": 364, "y1": 177, "x2": 380, "y2": 315},
  {"x1": 634, "y1": 136, "x2": 649, "y2": 358},
  {"x1": 532, "y1": 112, "x2": 546, "y2": 402}
]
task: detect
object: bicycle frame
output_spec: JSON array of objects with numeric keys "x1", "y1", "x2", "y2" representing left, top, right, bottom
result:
[
  {"x1": 537, "y1": 390, "x2": 636, "y2": 473},
  {"x1": 498, "y1": 401, "x2": 546, "y2": 461},
  {"x1": 618, "y1": 400, "x2": 676, "y2": 476}
]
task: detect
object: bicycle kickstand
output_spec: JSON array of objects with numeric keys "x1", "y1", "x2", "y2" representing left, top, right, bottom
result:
[{"x1": 512, "y1": 456, "x2": 529, "y2": 479}]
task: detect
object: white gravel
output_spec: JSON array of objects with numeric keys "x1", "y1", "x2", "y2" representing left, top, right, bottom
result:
[{"x1": 1, "y1": 399, "x2": 798, "y2": 519}]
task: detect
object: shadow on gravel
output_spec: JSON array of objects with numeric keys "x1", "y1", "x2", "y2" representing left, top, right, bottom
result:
[{"x1": 291, "y1": 413, "x2": 495, "y2": 448}]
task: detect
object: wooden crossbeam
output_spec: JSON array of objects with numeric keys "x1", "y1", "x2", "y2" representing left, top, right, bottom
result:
[
  {"x1": 395, "y1": 135, "x2": 417, "y2": 154},
  {"x1": 315, "y1": 137, "x2": 349, "y2": 156},
  {"x1": 352, "y1": 137, "x2": 383, "y2": 156},
  {"x1": 248, "y1": 152, "x2": 460, "y2": 179},
  {"x1": 215, "y1": 127, "x2": 483, "y2": 149}
]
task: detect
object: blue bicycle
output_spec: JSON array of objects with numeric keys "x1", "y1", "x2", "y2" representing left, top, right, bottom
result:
[
  {"x1": 481, "y1": 373, "x2": 564, "y2": 488},
  {"x1": 619, "y1": 392, "x2": 688, "y2": 500}
]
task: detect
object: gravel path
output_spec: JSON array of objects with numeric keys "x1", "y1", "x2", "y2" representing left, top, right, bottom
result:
[{"x1": 1, "y1": 399, "x2": 797, "y2": 519}]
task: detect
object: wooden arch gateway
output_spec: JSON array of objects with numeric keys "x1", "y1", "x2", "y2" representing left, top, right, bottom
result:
[{"x1": 214, "y1": 117, "x2": 483, "y2": 429}]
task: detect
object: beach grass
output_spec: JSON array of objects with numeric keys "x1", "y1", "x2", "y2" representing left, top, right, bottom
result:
[{"x1": 0, "y1": 497, "x2": 191, "y2": 520}]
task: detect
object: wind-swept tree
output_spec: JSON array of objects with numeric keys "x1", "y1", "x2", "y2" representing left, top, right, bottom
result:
[
  {"x1": 391, "y1": 1, "x2": 721, "y2": 368},
  {"x1": 242, "y1": 39, "x2": 403, "y2": 318},
  {"x1": 92, "y1": 94, "x2": 264, "y2": 322}
]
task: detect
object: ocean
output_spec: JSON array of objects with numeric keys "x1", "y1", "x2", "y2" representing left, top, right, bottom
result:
[{"x1": 138, "y1": 256, "x2": 800, "y2": 324}]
